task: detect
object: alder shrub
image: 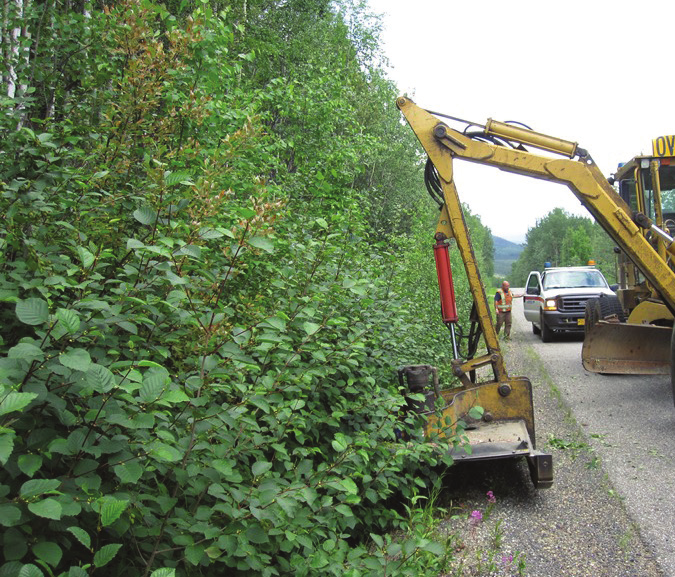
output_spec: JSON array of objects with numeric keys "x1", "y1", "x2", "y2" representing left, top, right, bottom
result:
[
  {"x1": 0, "y1": 5, "x2": 471, "y2": 576},
  {"x1": 0, "y1": 133, "x2": 466, "y2": 575}
]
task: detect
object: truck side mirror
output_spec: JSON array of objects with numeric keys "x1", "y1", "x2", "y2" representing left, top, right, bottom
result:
[
  {"x1": 527, "y1": 286, "x2": 540, "y2": 295},
  {"x1": 610, "y1": 284, "x2": 619, "y2": 291}
]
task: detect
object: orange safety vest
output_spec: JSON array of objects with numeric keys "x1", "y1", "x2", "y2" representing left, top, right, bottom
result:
[{"x1": 496, "y1": 288, "x2": 513, "y2": 312}]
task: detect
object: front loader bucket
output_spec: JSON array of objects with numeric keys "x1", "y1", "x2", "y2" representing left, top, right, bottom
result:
[{"x1": 582, "y1": 321, "x2": 671, "y2": 374}]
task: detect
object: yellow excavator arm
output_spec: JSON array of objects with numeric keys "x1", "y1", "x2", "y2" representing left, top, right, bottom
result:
[
  {"x1": 396, "y1": 98, "x2": 675, "y2": 488},
  {"x1": 397, "y1": 96, "x2": 675, "y2": 314}
]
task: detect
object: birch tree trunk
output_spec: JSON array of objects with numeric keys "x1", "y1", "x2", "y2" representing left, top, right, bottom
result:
[{"x1": 2, "y1": 0, "x2": 31, "y2": 128}]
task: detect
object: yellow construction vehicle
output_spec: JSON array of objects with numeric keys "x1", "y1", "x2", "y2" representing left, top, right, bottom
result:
[
  {"x1": 395, "y1": 97, "x2": 675, "y2": 488},
  {"x1": 582, "y1": 149, "x2": 675, "y2": 376}
]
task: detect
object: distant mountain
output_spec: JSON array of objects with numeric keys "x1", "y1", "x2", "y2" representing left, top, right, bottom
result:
[{"x1": 493, "y1": 236, "x2": 524, "y2": 277}]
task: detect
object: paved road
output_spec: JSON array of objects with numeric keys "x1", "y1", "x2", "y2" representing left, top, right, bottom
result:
[
  {"x1": 439, "y1": 295, "x2": 669, "y2": 576},
  {"x1": 519, "y1": 294, "x2": 675, "y2": 575}
]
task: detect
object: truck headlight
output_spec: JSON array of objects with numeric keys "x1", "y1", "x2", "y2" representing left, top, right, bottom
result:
[{"x1": 544, "y1": 299, "x2": 557, "y2": 311}]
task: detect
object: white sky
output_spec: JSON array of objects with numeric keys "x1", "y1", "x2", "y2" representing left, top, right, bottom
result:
[{"x1": 366, "y1": 0, "x2": 675, "y2": 242}]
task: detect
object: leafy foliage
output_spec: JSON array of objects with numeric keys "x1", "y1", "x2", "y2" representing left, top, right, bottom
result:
[{"x1": 0, "y1": 0, "x2": 494, "y2": 575}]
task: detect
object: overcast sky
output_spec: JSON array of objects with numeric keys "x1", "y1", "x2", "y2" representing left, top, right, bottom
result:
[{"x1": 366, "y1": 0, "x2": 674, "y2": 243}]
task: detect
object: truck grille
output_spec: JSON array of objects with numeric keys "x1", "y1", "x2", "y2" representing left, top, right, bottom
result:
[{"x1": 558, "y1": 296, "x2": 591, "y2": 313}]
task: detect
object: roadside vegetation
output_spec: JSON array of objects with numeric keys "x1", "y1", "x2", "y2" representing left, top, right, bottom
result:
[{"x1": 0, "y1": 0, "x2": 498, "y2": 575}]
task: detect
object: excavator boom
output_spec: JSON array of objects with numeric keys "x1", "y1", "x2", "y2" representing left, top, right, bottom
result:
[{"x1": 397, "y1": 97, "x2": 675, "y2": 480}]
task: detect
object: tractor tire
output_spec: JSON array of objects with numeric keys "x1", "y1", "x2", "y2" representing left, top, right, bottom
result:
[
  {"x1": 584, "y1": 298, "x2": 601, "y2": 336},
  {"x1": 540, "y1": 311, "x2": 553, "y2": 343},
  {"x1": 597, "y1": 294, "x2": 626, "y2": 322},
  {"x1": 585, "y1": 295, "x2": 625, "y2": 336},
  {"x1": 532, "y1": 322, "x2": 541, "y2": 335}
]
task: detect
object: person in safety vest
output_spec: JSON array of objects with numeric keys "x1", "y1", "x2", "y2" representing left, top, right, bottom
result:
[{"x1": 494, "y1": 280, "x2": 521, "y2": 339}]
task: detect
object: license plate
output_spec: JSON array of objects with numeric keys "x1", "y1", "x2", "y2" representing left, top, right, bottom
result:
[{"x1": 577, "y1": 318, "x2": 585, "y2": 326}]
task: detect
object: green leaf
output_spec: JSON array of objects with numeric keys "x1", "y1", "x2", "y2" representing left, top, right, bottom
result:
[
  {"x1": 67, "y1": 526, "x2": 91, "y2": 550},
  {"x1": 248, "y1": 236, "x2": 275, "y2": 253},
  {"x1": 8, "y1": 343, "x2": 44, "y2": 360},
  {"x1": 32, "y1": 542, "x2": 62, "y2": 567},
  {"x1": 93, "y1": 543, "x2": 122, "y2": 568},
  {"x1": 55, "y1": 309, "x2": 80, "y2": 334},
  {"x1": 85, "y1": 363, "x2": 115, "y2": 393},
  {"x1": 468, "y1": 406, "x2": 484, "y2": 420},
  {"x1": 339, "y1": 478, "x2": 358, "y2": 495},
  {"x1": 148, "y1": 442, "x2": 182, "y2": 462},
  {"x1": 0, "y1": 434, "x2": 14, "y2": 465},
  {"x1": 77, "y1": 247, "x2": 95, "y2": 268},
  {"x1": 114, "y1": 461, "x2": 143, "y2": 484},
  {"x1": 331, "y1": 434, "x2": 348, "y2": 453},
  {"x1": 126, "y1": 238, "x2": 145, "y2": 249},
  {"x1": 59, "y1": 348, "x2": 91, "y2": 372},
  {"x1": 0, "y1": 392, "x2": 38, "y2": 418},
  {"x1": 252, "y1": 461, "x2": 272, "y2": 477},
  {"x1": 20, "y1": 479, "x2": 61, "y2": 498},
  {"x1": 139, "y1": 366, "x2": 169, "y2": 403},
  {"x1": 421, "y1": 540, "x2": 445, "y2": 555},
  {"x1": 150, "y1": 570, "x2": 176, "y2": 577},
  {"x1": 335, "y1": 504, "x2": 353, "y2": 517},
  {"x1": 185, "y1": 544, "x2": 204, "y2": 565},
  {"x1": 198, "y1": 227, "x2": 225, "y2": 239},
  {"x1": 100, "y1": 498, "x2": 128, "y2": 526},
  {"x1": 0, "y1": 504, "x2": 21, "y2": 527},
  {"x1": 246, "y1": 524, "x2": 269, "y2": 544},
  {"x1": 18, "y1": 454, "x2": 42, "y2": 477},
  {"x1": 18, "y1": 565, "x2": 43, "y2": 577},
  {"x1": 303, "y1": 322, "x2": 321, "y2": 336},
  {"x1": 16, "y1": 298, "x2": 49, "y2": 325},
  {"x1": 3, "y1": 528, "x2": 27, "y2": 561},
  {"x1": 67, "y1": 567, "x2": 88, "y2": 577},
  {"x1": 27, "y1": 499, "x2": 62, "y2": 520},
  {"x1": 133, "y1": 206, "x2": 157, "y2": 225},
  {"x1": 177, "y1": 245, "x2": 201, "y2": 259},
  {"x1": 161, "y1": 389, "x2": 189, "y2": 404}
]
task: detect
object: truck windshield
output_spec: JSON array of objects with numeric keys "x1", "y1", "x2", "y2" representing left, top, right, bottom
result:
[{"x1": 542, "y1": 270, "x2": 607, "y2": 289}]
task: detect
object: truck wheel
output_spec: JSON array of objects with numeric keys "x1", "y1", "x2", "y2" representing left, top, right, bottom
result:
[
  {"x1": 540, "y1": 311, "x2": 553, "y2": 343},
  {"x1": 532, "y1": 322, "x2": 541, "y2": 335}
]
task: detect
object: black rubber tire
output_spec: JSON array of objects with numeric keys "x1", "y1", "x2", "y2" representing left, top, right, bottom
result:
[
  {"x1": 584, "y1": 298, "x2": 601, "y2": 336},
  {"x1": 532, "y1": 322, "x2": 541, "y2": 335},
  {"x1": 540, "y1": 311, "x2": 553, "y2": 343},
  {"x1": 585, "y1": 295, "x2": 625, "y2": 336},
  {"x1": 597, "y1": 294, "x2": 626, "y2": 322}
]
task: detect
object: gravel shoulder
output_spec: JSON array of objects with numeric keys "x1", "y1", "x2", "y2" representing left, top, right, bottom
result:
[{"x1": 436, "y1": 298, "x2": 664, "y2": 577}]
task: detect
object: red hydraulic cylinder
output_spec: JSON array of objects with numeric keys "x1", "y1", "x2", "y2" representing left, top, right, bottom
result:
[{"x1": 433, "y1": 237, "x2": 458, "y2": 323}]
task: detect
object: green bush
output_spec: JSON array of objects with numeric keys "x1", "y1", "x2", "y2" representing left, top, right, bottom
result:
[{"x1": 0, "y1": 1, "x2": 492, "y2": 574}]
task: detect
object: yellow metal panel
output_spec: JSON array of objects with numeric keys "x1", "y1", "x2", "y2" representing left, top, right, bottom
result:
[
  {"x1": 626, "y1": 300, "x2": 674, "y2": 325},
  {"x1": 425, "y1": 378, "x2": 536, "y2": 445},
  {"x1": 652, "y1": 135, "x2": 675, "y2": 158}
]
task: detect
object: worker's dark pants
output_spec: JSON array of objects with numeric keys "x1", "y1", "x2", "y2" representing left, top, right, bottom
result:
[{"x1": 496, "y1": 310, "x2": 512, "y2": 337}]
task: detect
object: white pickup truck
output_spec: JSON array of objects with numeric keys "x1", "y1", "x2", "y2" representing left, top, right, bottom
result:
[{"x1": 523, "y1": 265, "x2": 617, "y2": 342}]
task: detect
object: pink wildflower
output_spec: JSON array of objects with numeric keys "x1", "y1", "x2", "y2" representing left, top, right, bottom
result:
[
  {"x1": 469, "y1": 510, "x2": 483, "y2": 526},
  {"x1": 486, "y1": 490, "x2": 496, "y2": 503}
]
